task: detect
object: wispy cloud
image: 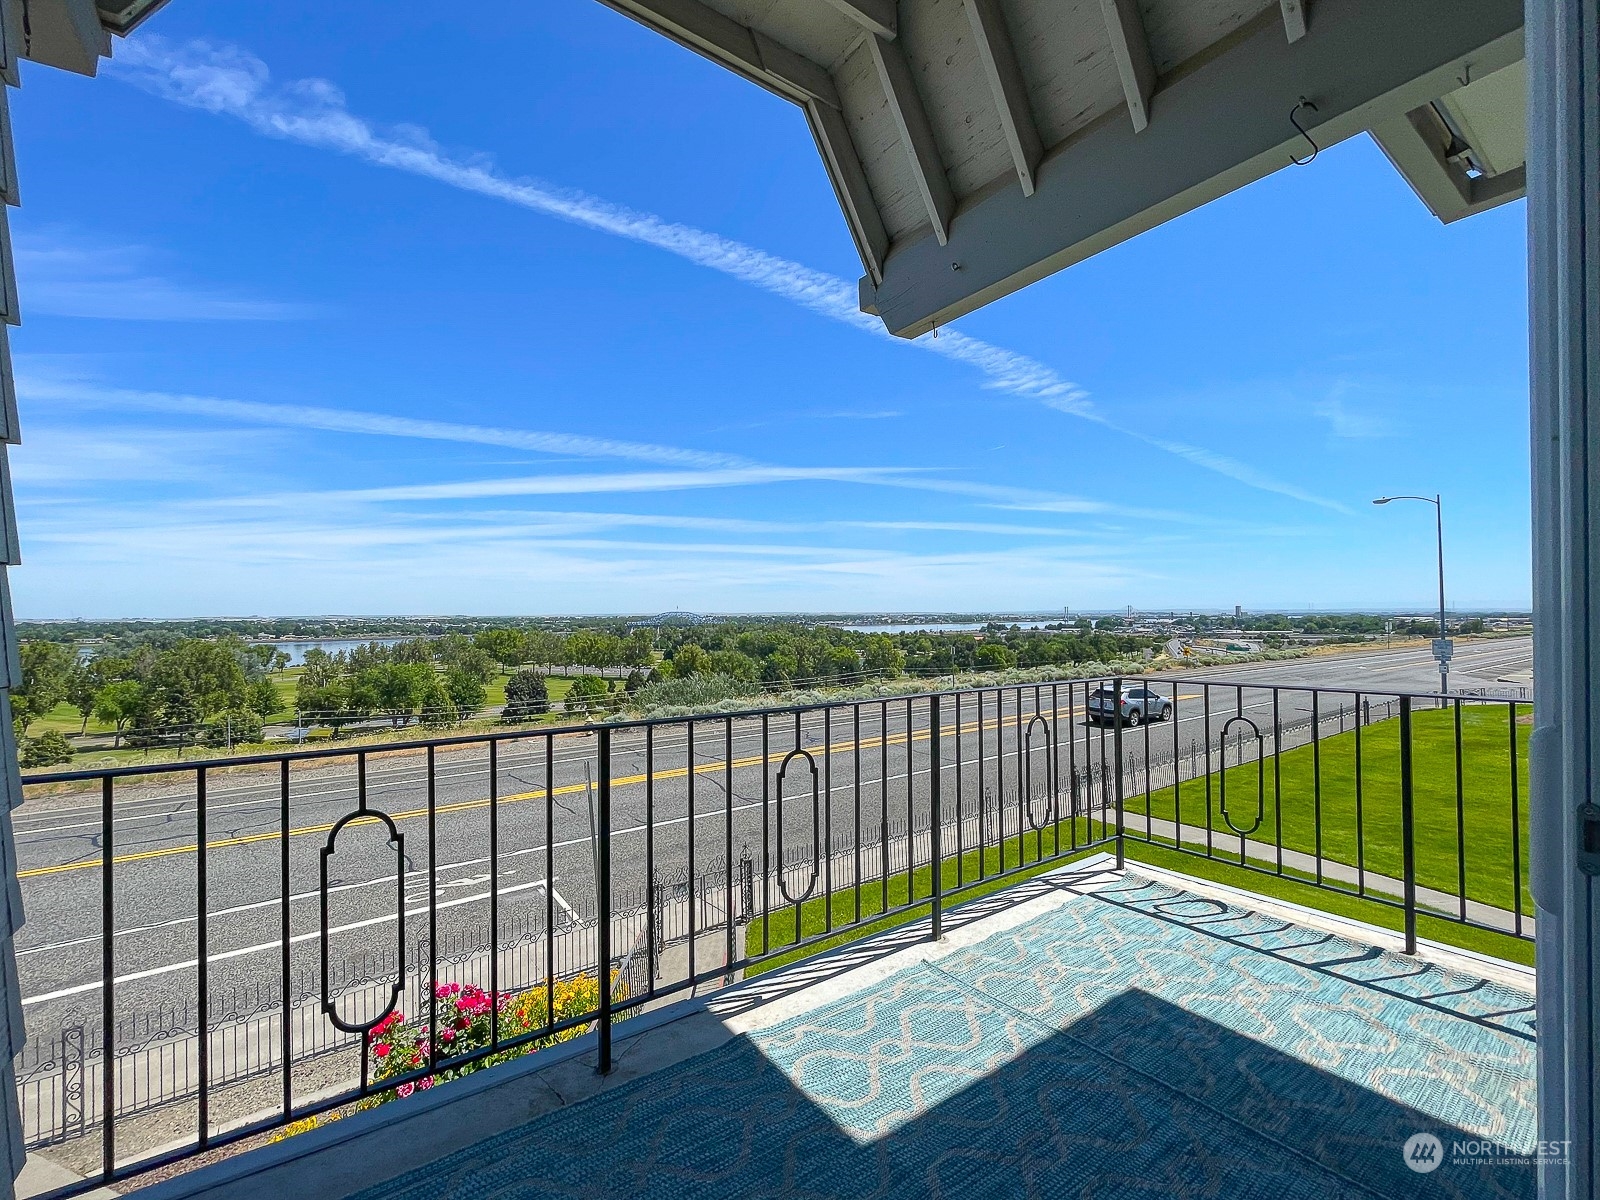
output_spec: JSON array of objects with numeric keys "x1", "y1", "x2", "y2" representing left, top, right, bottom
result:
[
  {"x1": 10, "y1": 425, "x2": 280, "y2": 485},
  {"x1": 15, "y1": 502, "x2": 1142, "y2": 617},
  {"x1": 1120, "y1": 432, "x2": 1355, "y2": 514},
  {"x1": 17, "y1": 366, "x2": 1164, "y2": 519},
  {"x1": 108, "y1": 36, "x2": 1340, "y2": 509},
  {"x1": 21, "y1": 374, "x2": 754, "y2": 470},
  {"x1": 221, "y1": 466, "x2": 928, "y2": 505},
  {"x1": 14, "y1": 228, "x2": 315, "y2": 321},
  {"x1": 1313, "y1": 391, "x2": 1393, "y2": 439}
]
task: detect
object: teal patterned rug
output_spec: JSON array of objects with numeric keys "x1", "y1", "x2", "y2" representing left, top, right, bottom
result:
[{"x1": 355, "y1": 874, "x2": 1536, "y2": 1200}]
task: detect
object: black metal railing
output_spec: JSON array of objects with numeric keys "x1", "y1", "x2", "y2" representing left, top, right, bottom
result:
[{"x1": 12, "y1": 676, "x2": 1530, "y2": 1194}]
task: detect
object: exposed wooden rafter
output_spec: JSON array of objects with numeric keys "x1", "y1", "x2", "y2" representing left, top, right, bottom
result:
[
  {"x1": 599, "y1": 0, "x2": 889, "y2": 286},
  {"x1": 1280, "y1": 0, "x2": 1309, "y2": 43},
  {"x1": 865, "y1": 0, "x2": 1522, "y2": 337},
  {"x1": 1098, "y1": 0, "x2": 1157, "y2": 132},
  {"x1": 868, "y1": 33, "x2": 955, "y2": 244},
  {"x1": 597, "y1": 0, "x2": 840, "y2": 108},
  {"x1": 964, "y1": 0, "x2": 1043, "y2": 195},
  {"x1": 820, "y1": 0, "x2": 896, "y2": 40},
  {"x1": 806, "y1": 99, "x2": 890, "y2": 284}
]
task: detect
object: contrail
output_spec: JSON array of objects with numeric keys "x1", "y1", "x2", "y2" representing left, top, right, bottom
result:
[
  {"x1": 109, "y1": 35, "x2": 1347, "y2": 509},
  {"x1": 21, "y1": 377, "x2": 755, "y2": 470}
]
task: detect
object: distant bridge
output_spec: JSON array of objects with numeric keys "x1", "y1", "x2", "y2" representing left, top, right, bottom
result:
[{"x1": 628, "y1": 612, "x2": 716, "y2": 629}]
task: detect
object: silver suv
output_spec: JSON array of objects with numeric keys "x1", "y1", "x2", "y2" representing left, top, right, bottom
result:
[{"x1": 1086, "y1": 685, "x2": 1172, "y2": 726}]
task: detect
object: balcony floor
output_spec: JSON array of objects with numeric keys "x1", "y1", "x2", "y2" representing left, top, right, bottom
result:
[{"x1": 307, "y1": 858, "x2": 1536, "y2": 1200}]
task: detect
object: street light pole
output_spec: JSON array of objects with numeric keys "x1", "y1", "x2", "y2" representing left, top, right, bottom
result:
[{"x1": 1373, "y1": 493, "x2": 1450, "y2": 696}]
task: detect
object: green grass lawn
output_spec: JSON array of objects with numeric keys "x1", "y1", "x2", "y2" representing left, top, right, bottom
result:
[
  {"x1": 743, "y1": 815, "x2": 1534, "y2": 979},
  {"x1": 743, "y1": 704, "x2": 1535, "y2": 978},
  {"x1": 1129, "y1": 703, "x2": 1531, "y2": 914}
]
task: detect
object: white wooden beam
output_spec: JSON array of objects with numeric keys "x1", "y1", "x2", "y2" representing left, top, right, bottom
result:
[
  {"x1": 820, "y1": 0, "x2": 897, "y2": 40},
  {"x1": 15, "y1": 0, "x2": 108, "y2": 76},
  {"x1": 1280, "y1": 0, "x2": 1309, "y2": 43},
  {"x1": 1369, "y1": 105, "x2": 1525, "y2": 223},
  {"x1": 1098, "y1": 0, "x2": 1157, "y2": 132},
  {"x1": 863, "y1": 0, "x2": 1522, "y2": 337},
  {"x1": 964, "y1": 0, "x2": 1043, "y2": 196},
  {"x1": 806, "y1": 100, "x2": 889, "y2": 284},
  {"x1": 868, "y1": 34, "x2": 955, "y2": 244},
  {"x1": 598, "y1": 0, "x2": 841, "y2": 109}
]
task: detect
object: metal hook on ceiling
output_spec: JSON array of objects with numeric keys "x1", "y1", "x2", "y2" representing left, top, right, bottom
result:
[{"x1": 1289, "y1": 96, "x2": 1319, "y2": 166}]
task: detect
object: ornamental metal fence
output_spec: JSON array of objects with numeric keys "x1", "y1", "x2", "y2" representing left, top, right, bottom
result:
[{"x1": 13, "y1": 677, "x2": 1530, "y2": 1195}]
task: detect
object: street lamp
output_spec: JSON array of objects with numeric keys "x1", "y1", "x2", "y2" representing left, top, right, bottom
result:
[{"x1": 1373, "y1": 493, "x2": 1450, "y2": 695}]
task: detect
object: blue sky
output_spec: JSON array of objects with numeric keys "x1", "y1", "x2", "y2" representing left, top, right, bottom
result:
[{"x1": 7, "y1": 1, "x2": 1531, "y2": 618}]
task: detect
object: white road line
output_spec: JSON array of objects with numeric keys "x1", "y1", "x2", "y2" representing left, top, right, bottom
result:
[
  {"x1": 13, "y1": 851, "x2": 537, "y2": 957},
  {"x1": 21, "y1": 877, "x2": 555, "y2": 1007},
  {"x1": 546, "y1": 885, "x2": 580, "y2": 923}
]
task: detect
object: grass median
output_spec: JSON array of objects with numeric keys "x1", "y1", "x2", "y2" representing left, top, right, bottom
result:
[
  {"x1": 1129, "y1": 701, "x2": 1531, "y2": 914},
  {"x1": 743, "y1": 705, "x2": 1535, "y2": 977}
]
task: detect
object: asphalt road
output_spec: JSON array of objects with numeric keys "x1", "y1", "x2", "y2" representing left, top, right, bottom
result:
[{"x1": 11, "y1": 636, "x2": 1532, "y2": 1048}]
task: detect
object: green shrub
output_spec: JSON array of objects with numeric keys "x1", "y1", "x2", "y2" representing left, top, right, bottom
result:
[
  {"x1": 21, "y1": 730, "x2": 74, "y2": 767},
  {"x1": 632, "y1": 672, "x2": 762, "y2": 711},
  {"x1": 564, "y1": 674, "x2": 612, "y2": 713},
  {"x1": 503, "y1": 669, "x2": 551, "y2": 720},
  {"x1": 202, "y1": 709, "x2": 264, "y2": 747}
]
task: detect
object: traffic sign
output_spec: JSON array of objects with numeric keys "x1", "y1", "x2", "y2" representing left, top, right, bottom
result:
[{"x1": 1432, "y1": 638, "x2": 1454, "y2": 663}]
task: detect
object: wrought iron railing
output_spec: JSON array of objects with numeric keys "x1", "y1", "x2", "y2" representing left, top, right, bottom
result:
[{"x1": 12, "y1": 677, "x2": 1530, "y2": 1194}]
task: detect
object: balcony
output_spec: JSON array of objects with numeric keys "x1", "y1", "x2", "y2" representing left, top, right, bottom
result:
[{"x1": 12, "y1": 677, "x2": 1538, "y2": 1199}]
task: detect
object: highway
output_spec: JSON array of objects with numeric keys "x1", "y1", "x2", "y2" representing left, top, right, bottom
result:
[{"x1": 10, "y1": 636, "x2": 1532, "y2": 1051}]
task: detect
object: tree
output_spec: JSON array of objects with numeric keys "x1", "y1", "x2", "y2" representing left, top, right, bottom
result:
[
  {"x1": 862, "y1": 635, "x2": 906, "y2": 679},
  {"x1": 502, "y1": 669, "x2": 550, "y2": 721},
  {"x1": 825, "y1": 646, "x2": 862, "y2": 682},
  {"x1": 366, "y1": 661, "x2": 435, "y2": 725},
  {"x1": 444, "y1": 668, "x2": 487, "y2": 716},
  {"x1": 295, "y1": 676, "x2": 350, "y2": 731},
  {"x1": 706, "y1": 650, "x2": 759, "y2": 681},
  {"x1": 65, "y1": 663, "x2": 100, "y2": 735},
  {"x1": 473, "y1": 629, "x2": 527, "y2": 668},
  {"x1": 565, "y1": 630, "x2": 623, "y2": 671},
  {"x1": 975, "y1": 643, "x2": 1017, "y2": 670},
  {"x1": 524, "y1": 631, "x2": 565, "y2": 670},
  {"x1": 623, "y1": 629, "x2": 654, "y2": 668},
  {"x1": 241, "y1": 643, "x2": 290, "y2": 677},
  {"x1": 143, "y1": 639, "x2": 250, "y2": 729},
  {"x1": 672, "y1": 644, "x2": 711, "y2": 677},
  {"x1": 299, "y1": 646, "x2": 339, "y2": 687},
  {"x1": 565, "y1": 674, "x2": 610, "y2": 714},
  {"x1": 417, "y1": 678, "x2": 458, "y2": 727},
  {"x1": 15, "y1": 640, "x2": 77, "y2": 736},
  {"x1": 247, "y1": 678, "x2": 280, "y2": 719},
  {"x1": 92, "y1": 680, "x2": 144, "y2": 748},
  {"x1": 391, "y1": 639, "x2": 436, "y2": 665}
]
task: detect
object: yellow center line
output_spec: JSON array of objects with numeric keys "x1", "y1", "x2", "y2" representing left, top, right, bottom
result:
[{"x1": 19, "y1": 697, "x2": 1199, "y2": 880}]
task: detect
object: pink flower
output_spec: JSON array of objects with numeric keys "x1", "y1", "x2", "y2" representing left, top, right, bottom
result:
[
  {"x1": 440, "y1": 1029, "x2": 455, "y2": 1042},
  {"x1": 419, "y1": 1077, "x2": 434, "y2": 1090},
  {"x1": 373, "y1": 1042, "x2": 391, "y2": 1058},
  {"x1": 397, "y1": 1083, "x2": 415, "y2": 1098}
]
